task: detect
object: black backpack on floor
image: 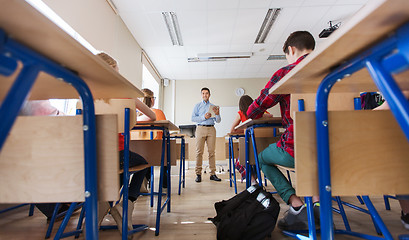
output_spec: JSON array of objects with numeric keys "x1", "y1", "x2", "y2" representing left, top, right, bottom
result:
[{"x1": 209, "y1": 185, "x2": 280, "y2": 240}]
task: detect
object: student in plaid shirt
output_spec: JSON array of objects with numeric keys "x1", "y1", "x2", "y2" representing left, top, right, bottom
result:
[{"x1": 247, "y1": 31, "x2": 319, "y2": 231}]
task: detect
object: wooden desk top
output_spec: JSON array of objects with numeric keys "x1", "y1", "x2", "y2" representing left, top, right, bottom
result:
[
  {"x1": 269, "y1": 0, "x2": 409, "y2": 94},
  {"x1": 0, "y1": 0, "x2": 143, "y2": 100},
  {"x1": 134, "y1": 120, "x2": 180, "y2": 131},
  {"x1": 234, "y1": 117, "x2": 282, "y2": 131}
]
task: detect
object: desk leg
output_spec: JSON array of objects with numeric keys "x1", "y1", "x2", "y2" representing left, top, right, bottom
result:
[
  {"x1": 182, "y1": 138, "x2": 185, "y2": 188},
  {"x1": 0, "y1": 64, "x2": 39, "y2": 150},
  {"x1": 155, "y1": 134, "x2": 166, "y2": 236},
  {"x1": 228, "y1": 137, "x2": 233, "y2": 188},
  {"x1": 316, "y1": 73, "x2": 337, "y2": 240},
  {"x1": 122, "y1": 108, "x2": 131, "y2": 239},
  {"x1": 250, "y1": 128, "x2": 263, "y2": 187},
  {"x1": 245, "y1": 130, "x2": 250, "y2": 189},
  {"x1": 66, "y1": 73, "x2": 98, "y2": 240},
  {"x1": 166, "y1": 132, "x2": 171, "y2": 213},
  {"x1": 150, "y1": 166, "x2": 154, "y2": 207},
  {"x1": 230, "y1": 137, "x2": 238, "y2": 194}
]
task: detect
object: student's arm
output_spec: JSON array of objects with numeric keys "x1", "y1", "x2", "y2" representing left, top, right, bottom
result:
[
  {"x1": 229, "y1": 114, "x2": 242, "y2": 133},
  {"x1": 191, "y1": 104, "x2": 205, "y2": 123},
  {"x1": 134, "y1": 99, "x2": 156, "y2": 121},
  {"x1": 247, "y1": 69, "x2": 287, "y2": 119},
  {"x1": 261, "y1": 112, "x2": 274, "y2": 118}
]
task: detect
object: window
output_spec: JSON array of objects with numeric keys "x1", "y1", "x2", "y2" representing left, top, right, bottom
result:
[{"x1": 142, "y1": 64, "x2": 159, "y2": 108}]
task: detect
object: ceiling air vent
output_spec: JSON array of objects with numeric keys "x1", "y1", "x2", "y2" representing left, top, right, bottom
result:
[{"x1": 267, "y1": 55, "x2": 286, "y2": 60}]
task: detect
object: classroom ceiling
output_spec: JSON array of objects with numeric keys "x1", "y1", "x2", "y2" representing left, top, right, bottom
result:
[{"x1": 113, "y1": 0, "x2": 369, "y2": 81}]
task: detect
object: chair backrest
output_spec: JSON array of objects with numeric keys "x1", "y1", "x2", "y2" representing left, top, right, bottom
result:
[
  {"x1": 290, "y1": 93, "x2": 358, "y2": 119},
  {"x1": 77, "y1": 99, "x2": 136, "y2": 133},
  {"x1": 129, "y1": 139, "x2": 177, "y2": 166},
  {"x1": 176, "y1": 142, "x2": 189, "y2": 160},
  {"x1": 225, "y1": 140, "x2": 239, "y2": 159},
  {"x1": 238, "y1": 136, "x2": 281, "y2": 165},
  {"x1": 0, "y1": 115, "x2": 119, "y2": 203},
  {"x1": 294, "y1": 110, "x2": 409, "y2": 196}
]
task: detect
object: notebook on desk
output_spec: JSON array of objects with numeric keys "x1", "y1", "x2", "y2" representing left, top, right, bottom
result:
[{"x1": 235, "y1": 119, "x2": 252, "y2": 130}]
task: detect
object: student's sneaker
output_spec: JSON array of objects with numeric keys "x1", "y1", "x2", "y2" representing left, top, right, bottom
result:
[
  {"x1": 277, "y1": 205, "x2": 309, "y2": 231},
  {"x1": 111, "y1": 200, "x2": 134, "y2": 239},
  {"x1": 401, "y1": 211, "x2": 409, "y2": 230},
  {"x1": 98, "y1": 201, "x2": 111, "y2": 227}
]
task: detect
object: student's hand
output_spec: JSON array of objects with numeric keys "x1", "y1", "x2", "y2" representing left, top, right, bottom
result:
[
  {"x1": 205, "y1": 112, "x2": 211, "y2": 119},
  {"x1": 261, "y1": 113, "x2": 273, "y2": 118},
  {"x1": 213, "y1": 106, "x2": 220, "y2": 115}
]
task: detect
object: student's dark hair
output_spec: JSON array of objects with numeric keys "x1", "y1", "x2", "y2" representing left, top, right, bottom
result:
[
  {"x1": 201, "y1": 87, "x2": 210, "y2": 94},
  {"x1": 239, "y1": 95, "x2": 254, "y2": 118},
  {"x1": 283, "y1": 31, "x2": 315, "y2": 54}
]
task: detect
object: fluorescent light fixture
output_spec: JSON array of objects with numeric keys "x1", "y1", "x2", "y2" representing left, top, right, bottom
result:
[
  {"x1": 106, "y1": 0, "x2": 118, "y2": 15},
  {"x1": 188, "y1": 52, "x2": 253, "y2": 62},
  {"x1": 267, "y1": 55, "x2": 286, "y2": 60},
  {"x1": 162, "y1": 12, "x2": 183, "y2": 46},
  {"x1": 255, "y1": 8, "x2": 281, "y2": 44},
  {"x1": 188, "y1": 57, "x2": 226, "y2": 62}
]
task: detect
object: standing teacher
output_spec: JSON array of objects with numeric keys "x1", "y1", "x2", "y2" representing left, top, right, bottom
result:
[{"x1": 191, "y1": 87, "x2": 221, "y2": 183}]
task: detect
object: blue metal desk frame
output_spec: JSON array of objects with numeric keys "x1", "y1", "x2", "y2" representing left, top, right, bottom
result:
[
  {"x1": 228, "y1": 134, "x2": 244, "y2": 194},
  {"x1": 0, "y1": 29, "x2": 99, "y2": 239},
  {"x1": 170, "y1": 135, "x2": 186, "y2": 195},
  {"x1": 132, "y1": 124, "x2": 172, "y2": 236},
  {"x1": 306, "y1": 22, "x2": 409, "y2": 240},
  {"x1": 244, "y1": 123, "x2": 281, "y2": 189}
]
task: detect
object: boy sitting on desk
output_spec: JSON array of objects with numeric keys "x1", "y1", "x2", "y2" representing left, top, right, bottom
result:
[{"x1": 247, "y1": 31, "x2": 319, "y2": 231}]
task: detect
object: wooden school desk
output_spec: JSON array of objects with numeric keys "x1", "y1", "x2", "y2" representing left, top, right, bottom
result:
[
  {"x1": 0, "y1": 1, "x2": 149, "y2": 239},
  {"x1": 234, "y1": 118, "x2": 282, "y2": 188},
  {"x1": 131, "y1": 120, "x2": 179, "y2": 236},
  {"x1": 269, "y1": 0, "x2": 409, "y2": 239}
]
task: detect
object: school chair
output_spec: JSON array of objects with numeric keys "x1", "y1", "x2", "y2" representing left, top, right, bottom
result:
[{"x1": 54, "y1": 99, "x2": 145, "y2": 240}]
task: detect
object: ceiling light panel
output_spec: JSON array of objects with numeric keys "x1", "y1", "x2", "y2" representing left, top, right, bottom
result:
[
  {"x1": 162, "y1": 12, "x2": 183, "y2": 46},
  {"x1": 255, "y1": 8, "x2": 281, "y2": 44}
]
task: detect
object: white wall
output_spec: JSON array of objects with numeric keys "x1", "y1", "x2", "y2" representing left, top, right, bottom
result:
[
  {"x1": 43, "y1": 0, "x2": 144, "y2": 88},
  {"x1": 167, "y1": 77, "x2": 281, "y2": 130}
]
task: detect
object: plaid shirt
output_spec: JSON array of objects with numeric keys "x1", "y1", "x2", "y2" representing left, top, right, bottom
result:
[{"x1": 246, "y1": 54, "x2": 308, "y2": 157}]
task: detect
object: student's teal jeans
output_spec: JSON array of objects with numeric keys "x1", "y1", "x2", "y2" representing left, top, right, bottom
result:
[{"x1": 258, "y1": 143, "x2": 295, "y2": 204}]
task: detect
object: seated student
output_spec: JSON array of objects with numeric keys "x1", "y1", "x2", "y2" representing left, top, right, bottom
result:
[
  {"x1": 229, "y1": 95, "x2": 272, "y2": 183},
  {"x1": 96, "y1": 52, "x2": 155, "y2": 236},
  {"x1": 246, "y1": 31, "x2": 319, "y2": 231},
  {"x1": 137, "y1": 88, "x2": 168, "y2": 189},
  {"x1": 373, "y1": 90, "x2": 409, "y2": 231}
]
